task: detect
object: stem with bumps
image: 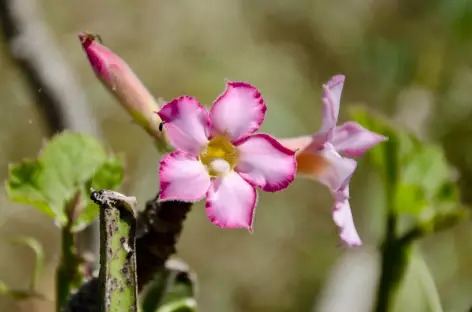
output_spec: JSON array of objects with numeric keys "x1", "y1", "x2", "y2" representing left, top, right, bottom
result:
[
  {"x1": 90, "y1": 189, "x2": 138, "y2": 312},
  {"x1": 63, "y1": 193, "x2": 192, "y2": 312}
]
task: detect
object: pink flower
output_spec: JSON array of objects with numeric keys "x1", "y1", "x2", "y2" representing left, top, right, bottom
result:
[
  {"x1": 280, "y1": 75, "x2": 387, "y2": 246},
  {"x1": 157, "y1": 81, "x2": 297, "y2": 231},
  {"x1": 78, "y1": 32, "x2": 166, "y2": 144}
]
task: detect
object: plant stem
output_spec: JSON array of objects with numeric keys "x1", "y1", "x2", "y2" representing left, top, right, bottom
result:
[
  {"x1": 56, "y1": 224, "x2": 77, "y2": 312},
  {"x1": 135, "y1": 195, "x2": 192, "y2": 290},
  {"x1": 63, "y1": 193, "x2": 192, "y2": 312},
  {"x1": 90, "y1": 189, "x2": 138, "y2": 312},
  {"x1": 374, "y1": 213, "x2": 411, "y2": 312},
  {"x1": 373, "y1": 131, "x2": 410, "y2": 312},
  {"x1": 57, "y1": 191, "x2": 83, "y2": 312}
]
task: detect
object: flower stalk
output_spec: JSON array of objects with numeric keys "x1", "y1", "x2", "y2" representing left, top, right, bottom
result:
[
  {"x1": 374, "y1": 213, "x2": 411, "y2": 312},
  {"x1": 56, "y1": 225, "x2": 80, "y2": 312},
  {"x1": 56, "y1": 192, "x2": 84, "y2": 312}
]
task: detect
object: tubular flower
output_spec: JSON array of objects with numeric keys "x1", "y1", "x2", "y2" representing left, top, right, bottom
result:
[
  {"x1": 157, "y1": 81, "x2": 297, "y2": 231},
  {"x1": 280, "y1": 75, "x2": 387, "y2": 246},
  {"x1": 78, "y1": 32, "x2": 166, "y2": 145}
]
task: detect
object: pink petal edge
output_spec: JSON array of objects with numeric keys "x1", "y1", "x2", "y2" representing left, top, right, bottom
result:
[
  {"x1": 210, "y1": 80, "x2": 267, "y2": 142},
  {"x1": 332, "y1": 186, "x2": 362, "y2": 247},
  {"x1": 235, "y1": 133, "x2": 296, "y2": 192},
  {"x1": 205, "y1": 171, "x2": 258, "y2": 231},
  {"x1": 320, "y1": 75, "x2": 345, "y2": 135},
  {"x1": 159, "y1": 151, "x2": 211, "y2": 202},
  {"x1": 157, "y1": 96, "x2": 210, "y2": 155},
  {"x1": 333, "y1": 121, "x2": 388, "y2": 157}
]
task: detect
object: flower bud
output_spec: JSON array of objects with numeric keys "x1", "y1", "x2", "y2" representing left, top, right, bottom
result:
[{"x1": 79, "y1": 33, "x2": 169, "y2": 149}]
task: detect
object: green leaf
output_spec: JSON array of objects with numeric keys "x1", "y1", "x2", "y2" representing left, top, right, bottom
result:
[
  {"x1": 423, "y1": 207, "x2": 468, "y2": 234},
  {"x1": 351, "y1": 107, "x2": 459, "y2": 216},
  {"x1": 156, "y1": 299, "x2": 197, "y2": 312},
  {"x1": 6, "y1": 160, "x2": 60, "y2": 221},
  {"x1": 90, "y1": 155, "x2": 124, "y2": 190},
  {"x1": 5, "y1": 131, "x2": 124, "y2": 228},
  {"x1": 401, "y1": 145, "x2": 451, "y2": 200},
  {"x1": 72, "y1": 156, "x2": 125, "y2": 231},
  {"x1": 10, "y1": 236, "x2": 45, "y2": 292},
  {"x1": 350, "y1": 107, "x2": 400, "y2": 207},
  {"x1": 350, "y1": 107, "x2": 419, "y2": 169},
  {"x1": 394, "y1": 249, "x2": 443, "y2": 312},
  {"x1": 141, "y1": 259, "x2": 197, "y2": 312},
  {"x1": 435, "y1": 181, "x2": 459, "y2": 203},
  {"x1": 395, "y1": 184, "x2": 428, "y2": 215}
]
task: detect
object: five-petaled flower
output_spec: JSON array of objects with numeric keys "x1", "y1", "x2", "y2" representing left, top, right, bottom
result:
[
  {"x1": 280, "y1": 75, "x2": 387, "y2": 247},
  {"x1": 157, "y1": 81, "x2": 297, "y2": 231}
]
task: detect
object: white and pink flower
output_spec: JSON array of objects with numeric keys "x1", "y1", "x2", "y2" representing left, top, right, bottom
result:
[
  {"x1": 157, "y1": 81, "x2": 297, "y2": 231},
  {"x1": 280, "y1": 75, "x2": 387, "y2": 247}
]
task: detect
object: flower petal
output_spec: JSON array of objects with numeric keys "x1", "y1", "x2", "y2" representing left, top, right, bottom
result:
[
  {"x1": 278, "y1": 135, "x2": 313, "y2": 153},
  {"x1": 159, "y1": 151, "x2": 211, "y2": 202},
  {"x1": 79, "y1": 33, "x2": 165, "y2": 142},
  {"x1": 206, "y1": 171, "x2": 257, "y2": 230},
  {"x1": 320, "y1": 75, "x2": 345, "y2": 134},
  {"x1": 333, "y1": 121, "x2": 388, "y2": 157},
  {"x1": 316, "y1": 144, "x2": 357, "y2": 191},
  {"x1": 235, "y1": 134, "x2": 296, "y2": 192},
  {"x1": 210, "y1": 81, "x2": 266, "y2": 141},
  {"x1": 295, "y1": 150, "x2": 330, "y2": 178},
  {"x1": 157, "y1": 96, "x2": 210, "y2": 155},
  {"x1": 332, "y1": 186, "x2": 362, "y2": 247}
]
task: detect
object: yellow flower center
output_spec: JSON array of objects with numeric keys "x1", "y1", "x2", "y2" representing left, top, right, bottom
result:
[{"x1": 200, "y1": 136, "x2": 238, "y2": 177}]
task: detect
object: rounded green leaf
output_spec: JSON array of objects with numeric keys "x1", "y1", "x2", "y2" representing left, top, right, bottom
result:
[
  {"x1": 5, "y1": 131, "x2": 124, "y2": 228},
  {"x1": 72, "y1": 156, "x2": 125, "y2": 231}
]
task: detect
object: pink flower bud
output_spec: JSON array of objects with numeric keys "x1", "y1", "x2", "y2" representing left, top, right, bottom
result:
[{"x1": 79, "y1": 32, "x2": 167, "y2": 146}]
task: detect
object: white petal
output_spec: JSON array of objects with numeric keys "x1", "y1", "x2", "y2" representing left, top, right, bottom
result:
[
  {"x1": 320, "y1": 75, "x2": 345, "y2": 134},
  {"x1": 235, "y1": 134, "x2": 296, "y2": 192},
  {"x1": 317, "y1": 144, "x2": 357, "y2": 192},
  {"x1": 205, "y1": 171, "x2": 257, "y2": 230},
  {"x1": 159, "y1": 151, "x2": 211, "y2": 201},
  {"x1": 210, "y1": 81, "x2": 266, "y2": 142},
  {"x1": 157, "y1": 96, "x2": 210, "y2": 155}
]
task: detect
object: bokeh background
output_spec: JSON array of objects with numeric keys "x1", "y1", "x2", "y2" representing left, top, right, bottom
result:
[{"x1": 1, "y1": 0, "x2": 472, "y2": 311}]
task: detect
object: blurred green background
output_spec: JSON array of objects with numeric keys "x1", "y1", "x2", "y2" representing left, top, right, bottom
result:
[{"x1": 1, "y1": 0, "x2": 472, "y2": 311}]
